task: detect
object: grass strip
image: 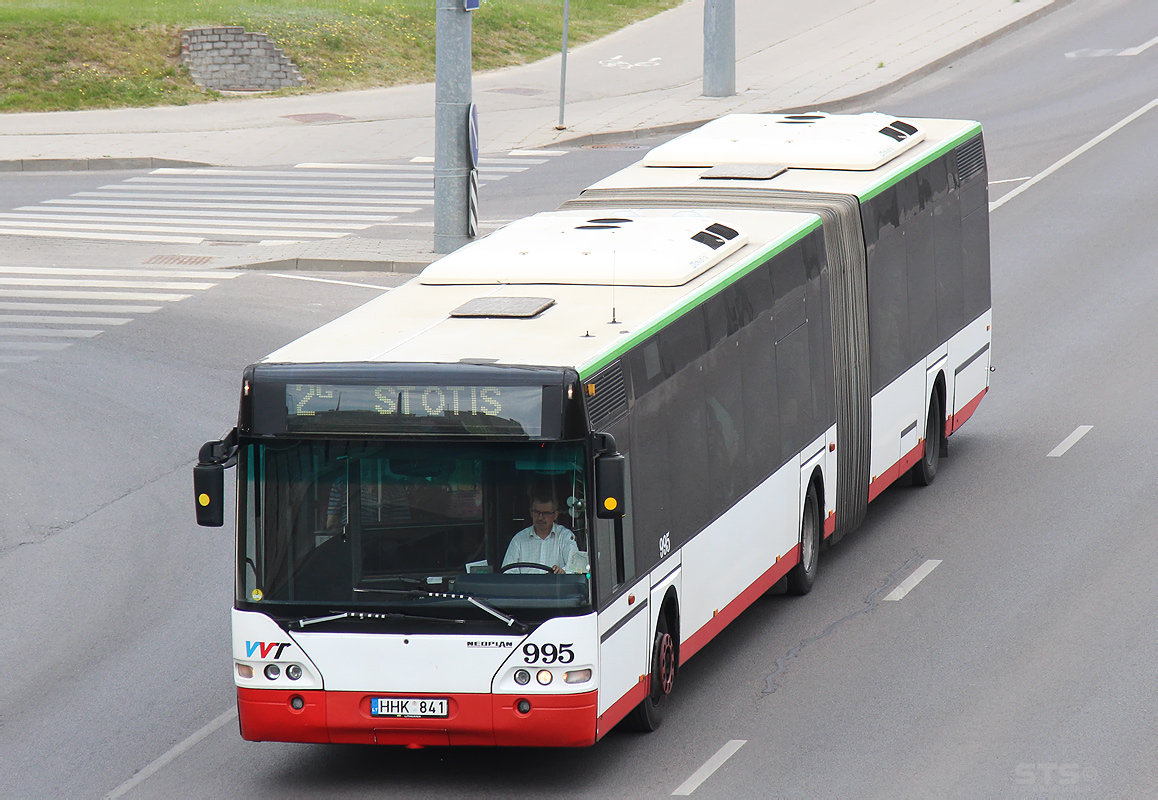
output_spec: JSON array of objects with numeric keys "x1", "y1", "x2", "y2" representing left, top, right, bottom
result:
[{"x1": 0, "y1": 0, "x2": 680, "y2": 112}]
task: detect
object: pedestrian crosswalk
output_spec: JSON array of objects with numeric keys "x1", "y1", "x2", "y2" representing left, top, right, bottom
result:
[
  {"x1": 0, "y1": 151, "x2": 568, "y2": 245},
  {"x1": 0, "y1": 265, "x2": 242, "y2": 369}
]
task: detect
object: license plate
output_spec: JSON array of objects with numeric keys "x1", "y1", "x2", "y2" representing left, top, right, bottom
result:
[{"x1": 370, "y1": 697, "x2": 448, "y2": 718}]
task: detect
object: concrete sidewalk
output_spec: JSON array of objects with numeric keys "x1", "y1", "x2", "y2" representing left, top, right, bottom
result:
[
  {"x1": 0, "y1": 0, "x2": 1066, "y2": 166},
  {"x1": 0, "y1": 0, "x2": 1068, "y2": 269}
]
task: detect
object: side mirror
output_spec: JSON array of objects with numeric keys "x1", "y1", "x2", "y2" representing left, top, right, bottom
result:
[
  {"x1": 194, "y1": 430, "x2": 238, "y2": 528},
  {"x1": 194, "y1": 462, "x2": 225, "y2": 527},
  {"x1": 595, "y1": 451, "x2": 625, "y2": 519}
]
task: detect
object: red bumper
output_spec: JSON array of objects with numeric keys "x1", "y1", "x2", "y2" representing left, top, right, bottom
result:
[{"x1": 237, "y1": 687, "x2": 598, "y2": 747}]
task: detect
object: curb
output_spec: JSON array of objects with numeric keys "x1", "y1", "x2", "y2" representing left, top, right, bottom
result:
[{"x1": 0, "y1": 157, "x2": 210, "y2": 172}]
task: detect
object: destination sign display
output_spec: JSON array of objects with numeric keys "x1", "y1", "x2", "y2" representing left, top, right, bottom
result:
[{"x1": 285, "y1": 383, "x2": 545, "y2": 436}]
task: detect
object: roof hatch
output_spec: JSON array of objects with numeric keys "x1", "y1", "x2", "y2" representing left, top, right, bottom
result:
[
  {"x1": 420, "y1": 211, "x2": 749, "y2": 287},
  {"x1": 643, "y1": 112, "x2": 926, "y2": 171}
]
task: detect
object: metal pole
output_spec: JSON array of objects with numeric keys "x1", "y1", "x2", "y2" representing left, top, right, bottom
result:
[
  {"x1": 703, "y1": 0, "x2": 735, "y2": 97},
  {"x1": 557, "y1": 0, "x2": 570, "y2": 129},
  {"x1": 434, "y1": 0, "x2": 473, "y2": 254}
]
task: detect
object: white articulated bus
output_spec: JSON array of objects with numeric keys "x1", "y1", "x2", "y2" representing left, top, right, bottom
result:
[{"x1": 195, "y1": 112, "x2": 990, "y2": 747}]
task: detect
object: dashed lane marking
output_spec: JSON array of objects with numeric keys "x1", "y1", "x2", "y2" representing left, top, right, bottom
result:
[
  {"x1": 672, "y1": 739, "x2": 747, "y2": 796},
  {"x1": 1047, "y1": 425, "x2": 1093, "y2": 458},
  {"x1": 883, "y1": 559, "x2": 943, "y2": 601}
]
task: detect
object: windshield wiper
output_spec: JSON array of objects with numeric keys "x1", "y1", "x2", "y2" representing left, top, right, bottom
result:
[
  {"x1": 354, "y1": 587, "x2": 528, "y2": 632},
  {"x1": 294, "y1": 610, "x2": 467, "y2": 628}
]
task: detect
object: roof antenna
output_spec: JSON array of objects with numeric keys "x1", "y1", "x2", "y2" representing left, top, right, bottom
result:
[{"x1": 609, "y1": 249, "x2": 619, "y2": 325}]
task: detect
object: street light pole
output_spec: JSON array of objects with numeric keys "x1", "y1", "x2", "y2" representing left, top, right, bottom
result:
[
  {"x1": 703, "y1": 0, "x2": 735, "y2": 97},
  {"x1": 434, "y1": 0, "x2": 474, "y2": 253},
  {"x1": 557, "y1": 0, "x2": 571, "y2": 129}
]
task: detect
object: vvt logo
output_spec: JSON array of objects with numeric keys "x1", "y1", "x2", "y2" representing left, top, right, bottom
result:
[{"x1": 246, "y1": 640, "x2": 292, "y2": 659}]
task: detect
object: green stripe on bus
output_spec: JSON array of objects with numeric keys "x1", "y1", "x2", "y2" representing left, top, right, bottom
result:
[
  {"x1": 577, "y1": 215, "x2": 822, "y2": 378},
  {"x1": 858, "y1": 122, "x2": 983, "y2": 202}
]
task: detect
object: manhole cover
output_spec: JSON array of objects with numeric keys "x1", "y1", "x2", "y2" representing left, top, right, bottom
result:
[
  {"x1": 282, "y1": 113, "x2": 355, "y2": 123},
  {"x1": 583, "y1": 143, "x2": 646, "y2": 150},
  {"x1": 144, "y1": 255, "x2": 216, "y2": 265}
]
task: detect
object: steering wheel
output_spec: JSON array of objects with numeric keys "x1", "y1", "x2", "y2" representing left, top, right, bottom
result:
[{"x1": 500, "y1": 562, "x2": 554, "y2": 573}]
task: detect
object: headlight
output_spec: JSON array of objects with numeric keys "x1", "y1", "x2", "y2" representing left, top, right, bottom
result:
[
  {"x1": 286, "y1": 664, "x2": 303, "y2": 681},
  {"x1": 264, "y1": 664, "x2": 281, "y2": 680},
  {"x1": 514, "y1": 669, "x2": 531, "y2": 685},
  {"x1": 536, "y1": 670, "x2": 553, "y2": 686}
]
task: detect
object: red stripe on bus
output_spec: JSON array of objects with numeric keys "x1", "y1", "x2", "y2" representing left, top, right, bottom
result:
[
  {"x1": 237, "y1": 686, "x2": 597, "y2": 747},
  {"x1": 679, "y1": 545, "x2": 800, "y2": 666},
  {"x1": 595, "y1": 676, "x2": 648, "y2": 738},
  {"x1": 868, "y1": 439, "x2": 925, "y2": 502},
  {"x1": 950, "y1": 386, "x2": 987, "y2": 434}
]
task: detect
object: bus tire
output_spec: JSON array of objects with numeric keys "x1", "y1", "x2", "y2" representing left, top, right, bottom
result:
[
  {"x1": 786, "y1": 482, "x2": 820, "y2": 595},
  {"x1": 624, "y1": 613, "x2": 676, "y2": 732},
  {"x1": 911, "y1": 391, "x2": 941, "y2": 487}
]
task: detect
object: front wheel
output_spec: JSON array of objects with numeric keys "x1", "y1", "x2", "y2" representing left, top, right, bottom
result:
[
  {"x1": 623, "y1": 614, "x2": 676, "y2": 732},
  {"x1": 786, "y1": 482, "x2": 820, "y2": 595}
]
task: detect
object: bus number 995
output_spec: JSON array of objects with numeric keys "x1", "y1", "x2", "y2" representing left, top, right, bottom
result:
[{"x1": 523, "y1": 643, "x2": 575, "y2": 664}]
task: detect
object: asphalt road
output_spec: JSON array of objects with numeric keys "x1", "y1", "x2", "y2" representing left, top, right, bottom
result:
[{"x1": 1, "y1": 0, "x2": 1155, "y2": 796}]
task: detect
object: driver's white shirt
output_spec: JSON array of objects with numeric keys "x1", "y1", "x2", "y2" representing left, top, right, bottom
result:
[{"x1": 502, "y1": 524, "x2": 578, "y2": 573}]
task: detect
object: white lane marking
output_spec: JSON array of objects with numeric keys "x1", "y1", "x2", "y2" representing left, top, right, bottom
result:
[
  {"x1": 0, "y1": 227, "x2": 202, "y2": 244},
  {"x1": 0, "y1": 289, "x2": 191, "y2": 301},
  {"x1": 0, "y1": 219, "x2": 345, "y2": 239},
  {"x1": 0, "y1": 278, "x2": 215, "y2": 290},
  {"x1": 1047, "y1": 425, "x2": 1093, "y2": 458},
  {"x1": 0, "y1": 302, "x2": 162, "y2": 313},
  {"x1": 0, "y1": 328, "x2": 103, "y2": 338},
  {"x1": 75, "y1": 190, "x2": 435, "y2": 201},
  {"x1": 672, "y1": 739, "x2": 747, "y2": 796},
  {"x1": 0, "y1": 354, "x2": 39, "y2": 363},
  {"x1": 1119, "y1": 35, "x2": 1158, "y2": 56},
  {"x1": 509, "y1": 149, "x2": 567, "y2": 156},
  {"x1": 0, "y1": 213, "x2": 373, "y2": 231},
  {"x1": 0, "y1": 340, "x2": 72, "y2": 350},
  {"x1": 988, "y1": 177, "x2": 1031, "y2": 185},
  {"x1": 884, "y1": 559, "x2": 943, "y2": 601},
  {"x1": 154, "y1": 167, "x2": 519, "y2": 177},
  {"x1": 125, "y1": 178, "x2": 434, "y2": 190},
  {"x1": 0, "y1": 267, "x2": 240, "y2": 279},
  {"x1": 1066, "y1": 48, "x2": 1120, "y2": 58},
  {"x1": 21, "y1": 206, "x2": 401, "y2": 222},
  {"x1": 991, "y1": 98, "x2": 1158, "y2": 212},
  {"x1": 373, "y1": 220, "x2": 512, "y2": 228},
  {"x1": 267, "y1": 273, "x2": 397, "y2": 290},
  {"x1": 104, "y1": 707, "x2": 237, "y2": 799},
  {"x1": 0, "y1": 315, "x2": 132, "y2": 324},
  {"x1": 1067, "y1": 36, "x2": 1158, "y2": 58},
  {"x1": 48, "y1": 198, "x2": 423, "y2": 212},
  {"x1": 477, "y1": 157, "x2": 544, "y2": 165}
]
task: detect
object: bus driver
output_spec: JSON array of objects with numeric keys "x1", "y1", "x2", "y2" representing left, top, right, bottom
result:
[{"x1": 502, "y1": 495, "x2": 578, "y2": 574}]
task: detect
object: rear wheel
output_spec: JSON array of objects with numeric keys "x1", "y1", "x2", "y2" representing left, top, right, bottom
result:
[
  {"x1": 911, "y1": 391, "x2": 942, "y2": 487},
  {"x1": 786, "y1": 482, "x2": 820, "y2": 595},
  {"x1": 624, "y1": 613, "x2": 676, "y2": 732}
]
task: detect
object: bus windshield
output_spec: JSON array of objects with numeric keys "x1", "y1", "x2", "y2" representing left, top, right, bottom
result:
[{"x1": 237, "y1": 439, "x2": 591, "y2": 623}]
